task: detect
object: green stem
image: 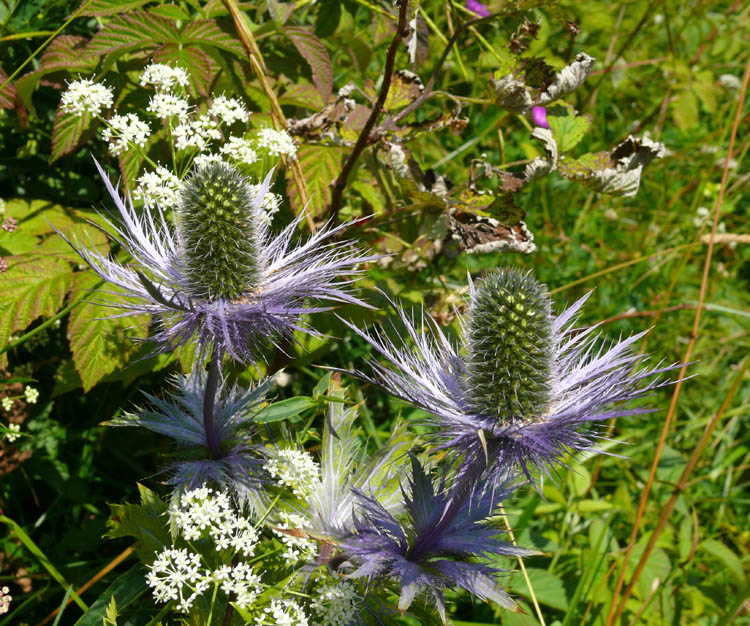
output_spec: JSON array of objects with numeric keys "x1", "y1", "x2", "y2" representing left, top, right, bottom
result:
[{"x1": 0, "y1": 0, "x2": 95, "y2": 92}]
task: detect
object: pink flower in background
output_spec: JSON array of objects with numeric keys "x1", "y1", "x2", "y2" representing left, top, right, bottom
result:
[
  {"x1": 532, "y1": 105, "x2": 550, "y2": 129},
  {"x1": 466, "y1": 0, "x2": 491, "y2": 18}
]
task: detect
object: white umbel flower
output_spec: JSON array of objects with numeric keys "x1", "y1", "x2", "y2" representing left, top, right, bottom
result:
[
  {"x1": 272, "y1": 512, "x2": 317, "y2": 564},
  {"x1": 133, "y1": 167, "x2": 181, "y2": 207},
  {"x1": 214, "y1": 562, "x2": 263, "y2": 609},
  {"x1": 146, "y1": 548, "x2": 211, "y2": 612},
  {"x1": 263, "y1": 448, "x2": 320, "y2": 498},
  {"x1": 256, "y1": 128, "x2": 297, "y2": 159},
  {"x1": 193, "y1": 153, "x2": 226, "y2": 168},
  {"x1": 4, "y1": 423, "x2": 21, "y2": 443},
  {"x1": 249, "y1": 184, "x2": 282, "y2": 223},
  {"x1": 60, "y1": 78, "x2": 113, "y2": 116},
  {"x1": 254, "y1": 598, "x2": 310, "y2": 626},
  {"x1": 311, "y1": 581, "x2": 359, "y2": 626},
  {"x1": 24, "y1": 386, "x2": 39, "y2": 404},
  {"x1": 101, "y1": 113, "x2": 150, "y2": 155},
  {"x1": 140, "y1": 63, "x2": 190, "y2": 92},
  {"x1": 147, "y1": 92, "x2": 190, "y2": 120},
  {"x1": 1, "y1": 398, "x2": 12, "y2": 412},
  {"x1": 220, "y1": 136, "x2": 258, "y2": 165},
  {"x1": 210, "y1": 95, "x2": 250, "y2": 125},
  {"x1": 174, "y1": 115, "x2": 221, "y2": 151},
  {"x1": 0, "y1": 586, "x2": 11, "y2": 615}
]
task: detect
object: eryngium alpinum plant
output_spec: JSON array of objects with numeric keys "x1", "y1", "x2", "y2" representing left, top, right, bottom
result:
[
  {"x1": 66, "y1": 160, "x2": 374, "y2": 363},
  {"x1": 345, "y1": 267, "x2": 677, "y2": 486}
]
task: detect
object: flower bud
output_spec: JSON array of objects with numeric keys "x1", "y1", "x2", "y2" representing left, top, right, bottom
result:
[
  {"x1": 466, "y1": 268, "x2": 552, "y2": 423},
  {"x1": 177, "y1": 162, "x2": 261, "y2": 301}
]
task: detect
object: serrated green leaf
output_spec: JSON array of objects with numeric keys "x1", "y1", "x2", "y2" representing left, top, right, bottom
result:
[
  {"x1": 78, "y1": 0, "x2": 152, "y2": 16},
  {"x1": 255, "y1": 396, "x2": 316, "y2": 423},
  {"x1": 285, "y1": 26, "x2": 333, "y2": 102},
  {"x1": 286, "y1": 144, "x2": 345, "y2": 217},
  {"x1": 154, "y1": 43, "x2": 213, "y2": 98},
  {"x1": 0, "y1": 256, "x2": 74, "y2": 368},
  {"x1": 73, "y1": 564, "x2": 148, "y2": 626},
  {"x1": 547, "y1": 102, "x2": 591, "y2": 153},
  {"x1": 50, "y1": 107, "x2": 96, "y2": 162},
  {"x1": 106, "y1": 484, "x2": 170, "y2": 562},
  {"x1": 67, "y1": 272, "x2": 151, "y2": 392},
  {"x1": 85, "y1": 12, "x2": 179, "y2": 56},
  {"x1": 314, "y1": 1, "x2": 342, "y2": 38},
  {"x1": 180, "y1": 19, "x2": 246, "y2": 57},
  {"x1": 149, "y1": 3, "x2": 191, "y2": 20}
]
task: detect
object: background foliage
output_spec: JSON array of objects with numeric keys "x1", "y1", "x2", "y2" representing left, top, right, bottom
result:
[{"x1": 0, "y1": 0, "x2": 748, "y2": 624}]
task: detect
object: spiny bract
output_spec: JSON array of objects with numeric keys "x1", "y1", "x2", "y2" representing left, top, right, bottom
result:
[
  {"x1": 466, "y1": 267, "x2": 552, "y2": 423},
  {"x1": 177, "y1": 162, "x2": 261, "y2": 301}
]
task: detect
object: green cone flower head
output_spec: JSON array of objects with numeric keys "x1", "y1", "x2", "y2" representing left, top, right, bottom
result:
[
  {"x1": 466, "y1": 267, "x2": 552, "y2": 423},
  {"x1": 177, "y1": 162, "x2": 261, "y2": 301}
]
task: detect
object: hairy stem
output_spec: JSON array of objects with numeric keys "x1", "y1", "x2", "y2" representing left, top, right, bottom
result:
[
  {"x1": 203, "y1": 353, "x2": 223, "y2": 460},
  {"x1": 327, "y1": 0, "x2": 410, "y2": 222}
]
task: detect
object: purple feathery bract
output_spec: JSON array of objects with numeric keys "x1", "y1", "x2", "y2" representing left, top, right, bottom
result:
[
  {"x1": 466, "y1": 0, "x2": 491, "y2": 18},
  {"x1": 340, "y1": 455, "x2": 530, "y2": 622},
  {"x1": 106, "y1": 368, "x2": 272, "y2": 509},
  {"x1": 343, "y1": 268, "x2": 678, "y2": 487},
  {"x1": 64, "y1": 160, "x2": 377, "y2": 364}
]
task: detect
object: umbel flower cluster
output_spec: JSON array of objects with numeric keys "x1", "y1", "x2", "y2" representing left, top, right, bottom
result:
[{"x1": 60, "y1": 64, "x2": 675, "y2": 625}]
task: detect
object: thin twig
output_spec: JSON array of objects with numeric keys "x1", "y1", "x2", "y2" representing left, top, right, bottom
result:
[
  {"x1": 500, "y1": 511, "x2": 546, "y2": 625},
  {"x1": 327, "y1": 0, "x2": 410, "y2": 222},
  {"x1": 38, "y1": 546, "x2": 134, "y2": 626},
  {"x1": 221, "y1": 0, "x2": 316, "y2": 232},
  {"x1": 606, "y1": 55, "x2": 750, "y2": 626}
]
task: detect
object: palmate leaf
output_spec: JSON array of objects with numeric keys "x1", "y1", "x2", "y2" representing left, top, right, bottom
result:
[
  {"x1": 285, "y1": 26, "x2": 334, "y2": 102},
  {"x1": 286, "y1": 144, "x2": 345, "y2": 217},
  {"x1": 0, "y1": 256, "x2": 74, "y2": 368},
  {"x1": 67, "y1": 271, "x2": 151, "y2": 393}
]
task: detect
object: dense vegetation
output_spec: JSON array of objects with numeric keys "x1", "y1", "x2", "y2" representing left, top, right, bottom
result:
[{"x1": 0, "y1": 0, "x2": 748, "y2": 624}]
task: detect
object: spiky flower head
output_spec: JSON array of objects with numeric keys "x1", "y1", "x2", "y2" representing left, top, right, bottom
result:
[
  {"x1": 106, "y1": 368, "x2": 272, "y2": 509},
  {"x1": 65, "y1": 160, "x2": 375, "y2": 363},
  {"x1": 344, "y1": 268, "x2": 677, "y2": 486},
  {"x1": 177, "y1": 162, "x2": 262, "y2": 301},
  {"x1": 339, "y1": 455, "x2": 528, "y2": 623},
  {"x1": 466, "y1": 268, "x2": 552, "y2": 423}
]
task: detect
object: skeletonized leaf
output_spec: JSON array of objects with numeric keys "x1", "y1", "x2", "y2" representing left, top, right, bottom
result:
[
  {"x1": 539, "y1": 52, "x2": 595, "y2": 103},
  {"x1": 285, "y1": 26, "x2": 334, "y2": 103},
  {"x1": 558, "y1": 135, "x2": 665, "y2": 197},
  {"x1": 524, "y1": 127, "x2": 558, "y2": 180},
  {"x1": 287, "y1": 144, "x2": 346, "y2": 217},
  {"x1": 490, "y1": 74, "x2": 532, "y2": 113},
  {"x1": 67, "y1": 271, "x2": 151, "y2": 393},
  {"x1": 0, "y1": 256, "x2": 74, "y2": 368}
]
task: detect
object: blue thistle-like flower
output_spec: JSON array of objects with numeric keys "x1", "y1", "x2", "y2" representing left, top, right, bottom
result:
[
  {"x1": 107, "y1": 368, "x2": 272, "y2": 508},
  {"x1": 344, "y1": 267, "x2": 677, "y2": 486},
  {"x1": 67, "y1": 160, "x2": 375, "y2": 363},
  {"x1": 339, "y1": 455, "x2": 529, "y2": 622}
]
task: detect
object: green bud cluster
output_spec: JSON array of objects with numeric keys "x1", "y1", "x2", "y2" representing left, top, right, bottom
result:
[
  {"x1": 177, "y1": 162, "x2": 261, "y2": 301},
  {"x1": 466, "y1": 267, "x2": 552, "y2": 424}
]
